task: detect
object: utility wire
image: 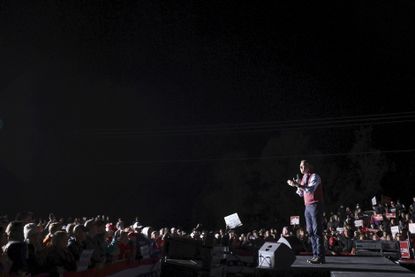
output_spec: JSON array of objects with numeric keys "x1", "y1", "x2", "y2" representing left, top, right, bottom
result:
[
  {"x1": 81, "y1": 111, "x2": 415, "y2": 137},
  {"x1": 99, "y1": 148, "x2": 415, "y2": 165},
  {"x1": 89, "y1": 111, "x2": 415, "y2": 130}
]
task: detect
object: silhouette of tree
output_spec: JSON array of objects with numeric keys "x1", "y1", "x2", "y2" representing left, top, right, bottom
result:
[
  {"x1": 196, "y1": 127, "x2": 389, "y2": 229},
  {"x1": 321, "y1": 127, "x2": 388, "y2": 211}
]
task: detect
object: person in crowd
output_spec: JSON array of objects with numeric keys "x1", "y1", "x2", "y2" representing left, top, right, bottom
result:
[
  {"x1": 327, "y1": 214, "x2": 340, "y2": 230},
  {"x1": 381, "y1": 232, "x2": 392, "y2": 241},
  {"x1": 68, "y1": 224, "x2": 88, "y2": 262},
  {"x1": 3, "y1": 192, "x2": 415, "y2": 275},
  {"x1": 3, "y1": 221, "x2": 29, "y2": 275},
  {"x1": 151, "y1": 230, "x2": 164, "y2": 256},
  {"x1": 372, "y1": 232, "x2": 381, "y2": 241},
  {"x1": 281, "y1": 226, "x2": 291, "y2": 238},
  {"x1": 84, "y1": 219, "x2": 106, "y2": 268},
  {"x1": 65, "y1": 223, "x2": 76, "y2": 238},
  {"x1": 270, "y1": 229, "x2": 278, "y2": 238},
  {"x1": 327, "y1": 230, "x2": 342, "y2": 255},
  {"x1": 113, "y1": 230, "x2": 134, "y2": 261},
  {"x1": 45, "y1": 231, "x2": 76, "y2": 276},
  {"x1": 296, "y1": 227, "x2": 311, "y2": 253},
  {"x1": 0, "y1": 225, "x2": 12, "y2": 275},
  {"x1": 43, "y1": 222, "x2": 61, "y2": 248},
  {"x1": 105, "y1": 223, "x2": 117, "y2": 244},
  {"x1": 263, "y1": 230, "x2": 275, "y2": 242},
  {"x1": 24, "y1": 223, "x2": 44, "y2": 274},
  {"x1": 338, "y1": 228, "x2": 355, "y2": 255},
  {"x1": 130, "y1": 221, "x2": 151, "y2": 260},
  {"x1": 170, "y1": 227, "x2": 178, "y2": 238}
]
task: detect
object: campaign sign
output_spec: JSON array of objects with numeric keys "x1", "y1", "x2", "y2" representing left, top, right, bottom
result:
[
  {"x1": 409, "y1": 223, "x2": 415, "y2": 234},
  {"x1": 400, "y1": 241, "x2": 411, "y2": 259},
  {"x1": 290, "y1": 216, "x2": 300, "y2": 225},
  {"x1": 354, "y1": 219, "x2": 363, "y2": 227},
  {"x1": 385, "y1": 213, "x2": 396, "y2": 219},
  {"x1": 372, "y1": 214, "x2": 383, "y2": 221}
]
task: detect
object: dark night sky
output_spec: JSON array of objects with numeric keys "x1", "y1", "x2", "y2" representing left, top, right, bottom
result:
[{"x1": 1, "y1": 1, "x2": 415, "y2": 228}]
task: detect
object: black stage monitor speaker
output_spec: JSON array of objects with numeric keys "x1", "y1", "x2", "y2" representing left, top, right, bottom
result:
[
  {"x1": 257, "y1": 237, "x2": 296, "y2": 270},
  {"x1": 164, "y1": 237, "x2": 203, "y2": 260}
]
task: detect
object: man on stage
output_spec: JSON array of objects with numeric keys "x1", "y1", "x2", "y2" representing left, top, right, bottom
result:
[{"x1": 287, "y1": 160, "x2": 325, "y2": 264}]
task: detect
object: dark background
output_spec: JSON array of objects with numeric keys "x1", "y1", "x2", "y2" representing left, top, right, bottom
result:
[{"x1": 1, "y1": 1, "x2": 415, "y2": 230}]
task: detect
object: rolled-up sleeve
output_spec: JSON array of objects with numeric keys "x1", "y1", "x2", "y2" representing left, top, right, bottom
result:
[{"x1": 304, "y1": 173, "x2": 321, "y2": 193}]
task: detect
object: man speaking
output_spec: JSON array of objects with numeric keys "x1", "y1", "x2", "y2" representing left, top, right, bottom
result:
[{"x1": 287, "y1": 160, "x2": 325, "y2": 264}]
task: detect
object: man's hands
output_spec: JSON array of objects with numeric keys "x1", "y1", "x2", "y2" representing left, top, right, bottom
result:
[
  {"x1": 287, "y1": 179, "x2": 301, "y2": 188},
  {"x1": 287, "y1": 179, "x2": 297, "y2": 187}
]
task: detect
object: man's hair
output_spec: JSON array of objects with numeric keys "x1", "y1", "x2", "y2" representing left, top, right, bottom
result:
[
  {"x1": 73, "y1": 224, "x2": 87, "y2": 235},
  {"x1": 84, "y1": 219, "x2": 96, "y2": 231},
  {"x1": 301, "y1": 160, "x2": 314, "y2": 172},
  {"x1": 48, "y1": 222, "x2": 61, "y2": 234},
  {"x1": 6, "y1": 221, "x2": 25, "y2": 241},
  {"x1": 23, "y1": 223, "x2": 37, "y2": 240},
  {"x1": 51, "y1": 231, "x2": 68, "y2": 247}
]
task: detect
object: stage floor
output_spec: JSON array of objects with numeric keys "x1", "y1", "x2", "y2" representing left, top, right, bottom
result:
[
  {"x1": 162, "y1": 255, "x2": 415, "y2": 276},
  {"x1": 291, "y1": 256, "x2": 414, "y2": 275},
  {"x1": 331, "y1": 272, "x2": 415, "y2": 277}
]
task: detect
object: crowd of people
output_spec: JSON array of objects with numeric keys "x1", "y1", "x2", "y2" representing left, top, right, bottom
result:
[{"x1": 1, "y1": 197, "x2": 415, "y2": 276}]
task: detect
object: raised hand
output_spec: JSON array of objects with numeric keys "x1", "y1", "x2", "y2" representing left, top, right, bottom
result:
[{"x1": 287, "y1": 180, "x2": 296, "y2": 187}]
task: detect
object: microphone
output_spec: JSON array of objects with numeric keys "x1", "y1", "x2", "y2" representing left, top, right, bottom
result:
[{"x1": 294, "y1": 174, "x2": 301, "y2": 186}]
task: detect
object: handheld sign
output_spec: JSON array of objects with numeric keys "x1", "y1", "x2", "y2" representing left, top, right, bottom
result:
[
  {"x1": 391, "y1": 226, "x2": 400, "y2": 239},
  {"x1": 224, "y1": 213, "x2": 243, "y2": 229},
  {"x1": 371, "y1": 196, "x2": 377, "y2": 206},
  {"x1": 400, "y1": 241, "x2": 411, "y2": 259},
  {"x1": 372, "y1": 214, "x2": 383, "y2": 221},
  {"x1": 385, "y1": 213, "x2": 396, "y2": 219},
  {"x1": 290, "y1": 216, "x2": 300, "y2": 226},
  {"x1": 354, "y1": 219, "x2": 363, "y2": 227}
]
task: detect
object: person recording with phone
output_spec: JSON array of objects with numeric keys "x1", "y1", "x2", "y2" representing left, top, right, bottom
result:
[{"x1": 287, "y1": 160, "x2": 325, "y2": 264}]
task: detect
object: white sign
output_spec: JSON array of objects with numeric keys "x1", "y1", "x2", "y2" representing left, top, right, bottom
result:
[
  {"x1": 391, "y1": 225, "x2": 400, "y2": 239},
  {"x1": 336, "y1": 227, "x2": 344, "y2": 234},
  {"x1": 224, "y1": 213, "x2": 243, "y2": 229},
  {"x1": 371, "y1": 196, "x2": 377, "y2": 206},
  {"x1": 409, "y1": 223, "x2": 415, "y2": 234},
  {"x1": 290, "y1": 216, "x2": 300, "y2": 225},
  {"x1": 354, "y1": 219, "x2": 363, "y2": 227}
]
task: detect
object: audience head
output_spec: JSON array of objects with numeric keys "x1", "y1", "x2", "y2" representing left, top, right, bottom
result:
[
  {"x1": 5, "y1": 221, "x2": 25, "y2": 241},
  {"x1": 51, "y1": 231, "x2": 69, "y2": 249}
]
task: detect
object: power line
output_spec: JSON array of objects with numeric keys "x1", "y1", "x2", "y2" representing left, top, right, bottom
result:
[
  {"x1": 81, "y1": 111, "x2": 415, "y2": 137},
  {"x1": 88, "y1": 111, "x2": 415, "y2": 131},
  {"x1": 98, "y1": 148, "x2": 415, "y2": 165}
]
